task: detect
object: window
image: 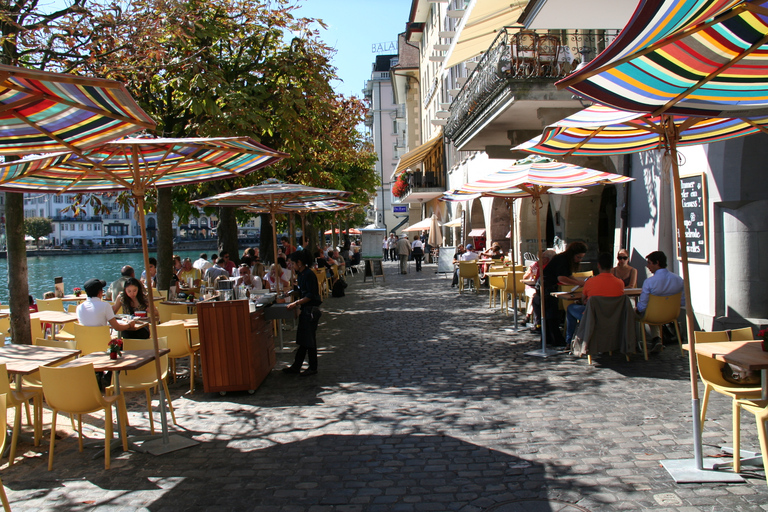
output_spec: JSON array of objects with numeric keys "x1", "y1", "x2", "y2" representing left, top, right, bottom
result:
[
  {"x1": 39, "y1": 209, "x2": 44, "y2": 217},
  {"x1": 79, "y1": 224, "x2": 84, "y2": 231},
  {"x1": 87, "y1": 224, "x2": 91, "y2": 231}
]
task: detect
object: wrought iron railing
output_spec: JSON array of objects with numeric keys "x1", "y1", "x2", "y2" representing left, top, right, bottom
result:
[{"x1": 445, "y1": 27, "x2": 619, "y2": 141}]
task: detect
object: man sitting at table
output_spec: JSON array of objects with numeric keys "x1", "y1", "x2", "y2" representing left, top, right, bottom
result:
[
  {"x1": 564, "y1": 252, "x2": 625, "y2": 349},
  {"x1": 108, "y1": 265, "x2": 134, "y2": 301},
  {"x1": 77, "y1": 278, "x2": 136, "y2": 332},
  {"x1": 178, "y1": 258, "x2": 202, "y2": 287},
  {"x1": 636, "y1": 250, "x2": 685, "y2": 353}
]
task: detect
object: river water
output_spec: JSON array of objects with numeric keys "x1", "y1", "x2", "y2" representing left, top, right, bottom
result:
[{"x1": 0, "y1": 249, "x2": 209, "y2": 305}]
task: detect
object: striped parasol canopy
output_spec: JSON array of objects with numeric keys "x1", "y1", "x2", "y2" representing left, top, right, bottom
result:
[
  {"x1": 0, "y1": 137, "x2": 287, "y2": 193},
  {"x1": 243, "y1": 199, "x2": 359, "y2": 215},
  {"x1": 0, "y1": 64, "x2": 155, "y2": 155},
  {"x1": 559, "y1": 0, "x2": 768, "y2": 118},
  {"x1": 514, "y1": 104, "x2": 768, "y2": 156}
]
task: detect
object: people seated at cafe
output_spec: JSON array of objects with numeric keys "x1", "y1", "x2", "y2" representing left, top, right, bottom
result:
[
  {"x1": 172, "y1": 254, "x2": 182, "y2": 274},
  {"x1": 204, "y1": 258, "x2": 229, "y2": 282},
  {"x1": 108, "y1": 265, "x2": 134, "y2": 301},
  {"x1": 565, "y1": 252, "x2": 625, "y2": 348},
  {"x1": 281, "y1": 236, "x2": 296, "y2": 256},
  {"x1": 77, "y1": 278, "x2": 135, "y2": 332},
  {"x1": 264, "y1": 263, "x2": 290, "y2": 291},
  {"x1": 636, "y1": 250, "x2": 685, "y2": 353},
  {"x1": 235, "y1": 264, "x2": 263, "y2": 292},
  {"x1": 610, "y1": 249, "x2": 637, "y2": 288},
  {"x1": 177, "y1": 258, "x2": 202, "y2": 287},
  {"x1": 28, "y1": 294, "x2": 38, "y2": 313},
  {"x1": 140, "y1": 257, "x2": 157, "y2": 289},
  {"x1": 450, "y1": 244, "x2": 466, "y2": 287},
  {"x1": 111, "y1": 277, "x2": 156, "y2": 339},
  {"x1": 193, "y1": 253, "x2": 213, "y2": 273},
  {"x1": 523, "y1": 249, "x2": 556, "y2": 327},
  {"x1": 278, "y1": 256, "x2": 293, "y2": 286},
  {"x1": 219, "y1": 250, "x2": 236, "y2": 276},
  {"x1": 480, "y1": 242, "x2": 504, "y2": 261},
  {"x1": 532, "y1": 241, "x2": 588, "y2": 346}
]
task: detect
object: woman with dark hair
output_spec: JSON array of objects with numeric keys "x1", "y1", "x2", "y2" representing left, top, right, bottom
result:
[
  {"x1": 283, "y1": 250, "x2": 323, "y2": 377},
  {"x1": 534, "y1": 241, "x2": 589, "y2": 346},
  {"x1": 111, "y1": 277, "x2": 156, "y2": 339}
]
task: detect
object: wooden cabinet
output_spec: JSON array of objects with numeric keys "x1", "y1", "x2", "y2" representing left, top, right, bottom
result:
[{"x1": 198, "y1": 300, "x2": 275, "y2": 394}]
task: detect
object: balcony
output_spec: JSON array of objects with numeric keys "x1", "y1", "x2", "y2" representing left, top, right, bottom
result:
[
  {"x1": 445, "y1": 27, "x2": 619, "y2": 152},
  {"x1": 398, "y1": 170, "x2": 446, "y2": 204},
  {"x1": 50, "y1": 215, "x2": 102, "y2": 222}
]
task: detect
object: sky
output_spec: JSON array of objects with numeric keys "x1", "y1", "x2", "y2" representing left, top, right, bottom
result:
[{"x1": 295, "y1": 0, "x2": 413, "y2": 98}]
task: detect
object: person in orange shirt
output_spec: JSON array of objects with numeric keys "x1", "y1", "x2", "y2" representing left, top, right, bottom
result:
[{"x1": 565, "y1": 252, "x2": 625, "y2": 348}]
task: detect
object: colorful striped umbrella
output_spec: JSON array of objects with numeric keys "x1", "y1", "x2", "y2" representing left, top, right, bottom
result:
[
  {"x1": 557, "y1": 0, "x2": 768, "y2": 478},
  {"x1": 0, "y1": 136, "x2": 286, "y2": 450},
  {"x1": 192, "y1": 179, "x2": 350, "y2": 289},
  {"x1": 515, "y1": 104, "x2": 768, "y2": 157},
  {"x1": 441, "y1": 155, "x2": 632, "y2": 356},
  {"x1": 0, "y1": 64, "x2": 155, "y2": 155},
  {"x1": 559, "y1": 0, "x2": 767, "y2": 117}
]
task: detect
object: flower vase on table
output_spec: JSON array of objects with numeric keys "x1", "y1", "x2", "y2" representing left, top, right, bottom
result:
[
  {"x1": 108, "y1": 338, "x2": 123, "y2": 360},
  {"x1": 73, "y1": 287, "x2": 82, "y2": 297},
  {"x1": 760, "y1": 328, "x2": 768, "y2": 352}
]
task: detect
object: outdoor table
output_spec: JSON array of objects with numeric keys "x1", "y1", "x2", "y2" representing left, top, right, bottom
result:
[
  {"x1": 0, "y1": 311, "x2": 8, "y2": 319},
  {"x1": 61, "y1": 294, "x2": 87, "y2": 302},
  {"x1": 685, "y1": 341, "x2": 768, "y2": 400},
  {"x1": 551, "y1": 287, "x2": 642, "y2": 300},
  {"x1": 30, "y1": 311, "x2": 78, "y2": 340},
  {"x1": 61, "y1": 348, "x2": 171, "y2": 445},
  {"x1": 0, "y1": 344, "x2": 81, "y2": 390}
]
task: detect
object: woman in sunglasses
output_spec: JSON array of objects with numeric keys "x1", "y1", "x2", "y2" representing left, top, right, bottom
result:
[{"x1": 610, "y1": 249, "x2": 637, "y2": 288}]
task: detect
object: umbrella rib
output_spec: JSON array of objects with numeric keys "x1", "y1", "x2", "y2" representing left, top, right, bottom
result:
[
  {"x1": 11, "y1": 111, "x2": 133, "y2": 188},
  {"x1": 2, "y1": 82, "x2": 155, "y2": 129},
  {"x1": 624, "y1": 120, "x2": 663, "y2": 134},
  {"x1": 653, "y1": 33, "x2": 768, "y2": 116},
  {"x1": 739, "y1": 117, "x2": 768, "y2": 136},
  {"x1": 0, "y1": 95, "x2": 42, "y2": 115},
  {"x1": 564, "y1": 126, "x2": 606, "y2": 157},
  {"x1": 146, "y1": 154, "x2": 194, "y2": 187},
  {"x1": 559, "y1": 4, "x2": 747, "y2": 88}
]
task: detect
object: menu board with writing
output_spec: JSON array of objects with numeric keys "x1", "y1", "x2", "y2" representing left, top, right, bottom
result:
[{"x1": 678, "y1": 173, "x2": 708, "y2": 263}]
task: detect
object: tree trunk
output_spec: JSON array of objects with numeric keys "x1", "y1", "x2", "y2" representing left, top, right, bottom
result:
[
  {"x1": 6, "y1": 192, "x2": 31, "y2": 345},
  {"x1": 260, "y1": 213, "x2": 274, "y2": 265},
  {"x1": 156, "y1": 187, "x2": 174, "y2": 291},
  {"x1": 306, "y1": 213, "x2": 318, "y2": 254},
  {"x1": 217, "y1": 207, "x2": 240, "y2": 265}
]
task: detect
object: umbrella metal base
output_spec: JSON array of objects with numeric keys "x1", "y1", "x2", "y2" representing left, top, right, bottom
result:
[
  {"x1": 525, "y1": 348, "x2": 561, "y2": 358},
  {"x1": 661, "y1": 458, "x2": 745, "y2": 483},
  {"x1": 132, "y1": 434, "x2": 199, "y2": 455}
]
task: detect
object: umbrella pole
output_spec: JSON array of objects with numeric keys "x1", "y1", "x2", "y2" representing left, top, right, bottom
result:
[
  {"x1": 272, "y1": 211, "x2": 281, "y2": 295},
  {"x1": 502, "y1": 199, "x2": 520, "y2": 332},
  {"x1": 526, "y1": 194, "x2": 557, "y2": 358},
  {"x1": 300, "y1": 213, "x2": 306, "y2": 248}
]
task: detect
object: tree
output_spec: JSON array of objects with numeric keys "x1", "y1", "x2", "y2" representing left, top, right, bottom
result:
[{"x1": 24, "y1": 217, "x2": 52, "y2": 249}]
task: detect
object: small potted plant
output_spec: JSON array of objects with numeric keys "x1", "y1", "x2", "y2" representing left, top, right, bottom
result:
[
  {"x1": 108, "y1": 338, "x2": 123, "y2": 359},
  {"x1": 759, "y1": 328, "x2": 768, "y2": 352},
  {"x1": 73, "y1": 287, "x2": 82, "y2": 297}
]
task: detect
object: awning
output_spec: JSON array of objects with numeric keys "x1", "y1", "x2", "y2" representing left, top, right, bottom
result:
[
  {"x1": 444, "y1": 218, "x2": 462, "y2": 228},
  {"x1": 391, "y1": 133, "x2": 443, "y2": 181},
  {"x1": 402, "y1": 217, "x2": 439, "y2": 232},
  {"x1": 468, "y1": 229, "x2": 485, "y2": 237},
  {"x1": 442, "y1": 1, "x2": 526, "y2": 69}
]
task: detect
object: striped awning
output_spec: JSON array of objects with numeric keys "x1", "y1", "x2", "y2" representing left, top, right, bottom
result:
[
  {"x1": 0, "y1": 137, "x2": 287, "y2": 193},
  {"x1": 514, "y1": 104, "x2": 768, "y2": 156},
  {"x1": 467, "y1": 228, "x2": 486, "y2": 237},
  {"x1": 391, "y1": 133, "x2": 443, "y2": 181},
  {"x1": 0, "y1": 64, "x2": 155, "y2": 155},
  {"x1": 559, "y1": 0, "x2": 768, "y2": 117}
]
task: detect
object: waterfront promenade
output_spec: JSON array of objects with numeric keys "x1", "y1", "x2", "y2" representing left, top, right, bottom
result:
[{"x1": 2, "y1": 261, "x2": 767, "y2": 511}]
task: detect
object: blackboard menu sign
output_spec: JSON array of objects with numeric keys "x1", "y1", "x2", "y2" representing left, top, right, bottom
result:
[{"x1": 678, "y1": 173, "x2": 708, "y2": 263}]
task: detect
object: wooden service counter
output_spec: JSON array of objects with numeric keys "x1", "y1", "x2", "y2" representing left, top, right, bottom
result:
[{"x1": 197, "y1": 299, "x2": 275, "y2": 395}]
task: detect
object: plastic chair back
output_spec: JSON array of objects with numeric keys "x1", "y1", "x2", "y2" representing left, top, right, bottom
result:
[
  {"x1": 643, "y1": 293, "x2": 682, "y2": 325},
  {"x1": 122, "y1": 337, "x2": 169, "y2": 382},
  {"x1": 30, "y1": 317, "x2": 44, "y2": 340},
  {"x1": 730, "y1": 327, "x2": 754, "y2": 341},
  {"x1": 39, "y1": 363, "x2": 106, "y2": 415},
  {"x1": 459, "y1": 261, "x2": 479, "y2": 278},
  {"x1": 694, "y1": 331, "x2": 736, "y2": 388},
  {"x1": 157, "y1": 323, "x2": 190, "y2": 358},
  {"x1": 170, "y1": 313, "x2": 199, "y2": 344},
  {"x1": 158, "y1": 302, "x2": 189, "y2": 323},
  {"x1": 73, "y1": 323, "x2": 111, "y2": 355},
  {"x1": 573, "y1": 270, "x2": 594, "y2": 279},
  {"x1": 0, "y1": 364, "x2": 13, "y2": 400},
  {"x1": 35, "y1": 337, "x2": 78, "y2": 351},
  {"x1": 67, "y1": 304, "x2": 78, "y2": 313},
  {"x1": 0, "y1": 394, "x2": 6, "y2": 453},
  {"x1": 37, "y1": 298, "x2": 64, "y2": 312},
  {"x1": 0, "y1": 317, "x2": 9, "y2": 338}
]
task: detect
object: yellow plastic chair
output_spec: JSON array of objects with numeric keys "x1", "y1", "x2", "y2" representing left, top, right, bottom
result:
[
  {"x1": 157, "y1": 302, "x2": 190, "y2": 323},
  {"x1": 694, "y1": 331, "x2": 761, "y2": 435},
  {"x1": 0, "y1": 363, "x2": 40, "y2": 466},
  {"x1": 488, "y1": 272, "x2": 506, "y2": 308},
  {"x1": 458, "y1": 261, "x2": 480, "y2": 293},
  {"x1": 0, "y1": 317, "x2": 9, "y2": 339},
  {"x1": 312, "y1": 269, "x2": 329, "y2": 300},
  {"x1": 0, "y1": 394, "x2": 14, "y2": 511},
  {"x1": 66, "y1": 304, "x2": 78, "y2": 313},
  {"x1": 22, "y1": 338, "x2": 79, "y2": 434},
  {"x1": 171, "y1": 313, "x2": 200, "y2": 345},
  {"x1": 158, "y1": 321, "x2": 200, "y2": 393},
  {"x1": 157, "y1": 289, "x2": 169, "y2": 299},
  {"x1": 73, "y1": 323, "x2": 111, "y2": 355},
  {"x1": 40, "y1": 363, "x2": 128, "y2": 471},
  {"x1": 733, "y1": 398, "x2": 768, "y2": 482},
  {"x1": 30, "y1": 317, "x2": 44, "y2": 342},
  {"x1": 638, "y1": 293, "x2": 683, "y2": 360},
  {"x1": 37, "y1": 298, "x2": 64, "y2": 312},
  {"x1": 729, "y1": 327, "x2": 754, "y2": 341},
  {"x1": 502, "y1": 273, "x2": 526, "y2": 316},
  {"x1": 109, "y1": 337, "x2": 176, "y2": 432}
]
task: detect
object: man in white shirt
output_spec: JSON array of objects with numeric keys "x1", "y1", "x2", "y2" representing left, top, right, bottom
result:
[
  {"x1": 193, "y1": 253, "x2": 213, "y2": 272},
  {"x1": 460, "y1": 244, "x2": 479, "y2": 262},
  {"x1": 636, "y1": 250, "x2": 685, "y2": 352},
  {"x1": 77, "y1": 278, "x2": 135, "y2": 331}
]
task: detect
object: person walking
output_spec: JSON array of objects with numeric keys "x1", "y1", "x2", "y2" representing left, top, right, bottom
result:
[
  {"x1": 411, "y1": 235, "x2": 425, "y2": 272},
  {"x1": 396, "y1": 234, "x2": 411, "y2": 274},
  {"x1": 388, "y1": 233, "x2": 397, "y2": 261},
  {"x1": 282, "y1": 250, "x2": 323, "y2": 377},
  {"x1": 382, "y1": 237, "x2": 389, "y2": 261}
]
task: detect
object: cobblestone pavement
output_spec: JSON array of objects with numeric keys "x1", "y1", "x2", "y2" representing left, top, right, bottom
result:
[{"x1": 3, "y1": 261, "x2": 768, "y2": 511}]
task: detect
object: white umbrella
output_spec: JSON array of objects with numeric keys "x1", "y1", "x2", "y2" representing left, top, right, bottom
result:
[
  {"x1": 402, "y1": 217, "x2": 439, "y2": 232},
  {"x1": 427, "y1": 215, "x2": 443, "y2": 247}
]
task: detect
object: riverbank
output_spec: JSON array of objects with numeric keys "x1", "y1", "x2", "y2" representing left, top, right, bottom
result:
[{"x1": 0, "y1": 238, "x2": 242, "y2": 258}]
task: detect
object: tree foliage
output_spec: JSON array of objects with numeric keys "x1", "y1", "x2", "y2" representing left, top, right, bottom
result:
[{"x1": 24, "y1": 216, "x2": 52, "y2": 248}]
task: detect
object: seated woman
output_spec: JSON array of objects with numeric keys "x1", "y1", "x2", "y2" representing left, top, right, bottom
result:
[
  {"x1": 479, "y1": 242, "x2": 504, "y2": 275},
  {"x1": 264, "y1": 263, "x2": 290, "y2": 292},
  {"x1": 111, "y1": 277, "x2": 157, "y2": 339},
  {"x1": 522, "y1": 249, "x2": 556, "y2": 327},
  {"x1": 610, "y1": 249, "x2": 637, "y2": 288}
]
